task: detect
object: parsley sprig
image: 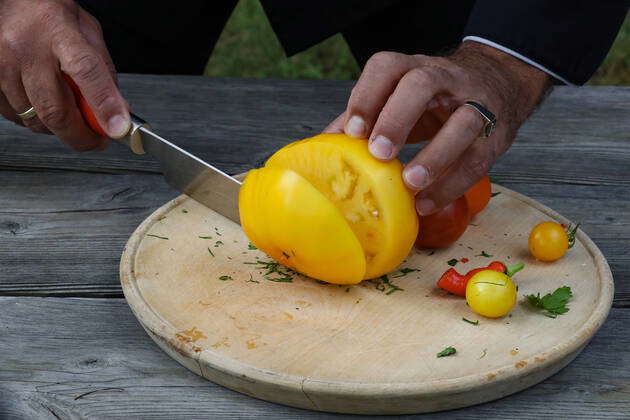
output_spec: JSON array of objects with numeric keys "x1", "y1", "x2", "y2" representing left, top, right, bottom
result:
[{"x1": 525, "y1": 286, "x2": 573, "y2": 318}]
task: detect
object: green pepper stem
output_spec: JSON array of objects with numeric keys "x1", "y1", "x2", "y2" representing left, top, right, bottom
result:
[{"x1": 506, "y1": 263, "x2": 524, "y2": 277}]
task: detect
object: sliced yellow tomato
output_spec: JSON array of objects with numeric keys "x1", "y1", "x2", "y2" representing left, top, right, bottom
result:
[
  {"x1": 239, "y1": 133, "x2": 418, "y2": 284},
  {"x1": 239, "y1": 166, "x2": 366, "y2": 284}
]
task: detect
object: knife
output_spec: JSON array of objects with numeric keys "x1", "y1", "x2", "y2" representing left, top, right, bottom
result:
[{"x1": 64, "y1": 75, "x2": 242, "y2": 224}]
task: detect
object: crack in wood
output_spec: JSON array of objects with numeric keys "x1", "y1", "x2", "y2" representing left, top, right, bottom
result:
[{"x1": 74, "y1": 387, "x2": 124, "y2": 400}]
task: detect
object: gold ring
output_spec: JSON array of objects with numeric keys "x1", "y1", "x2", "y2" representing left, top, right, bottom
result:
[{"x1": 17, "y1": 106, "x2": 37, "y2": 120}]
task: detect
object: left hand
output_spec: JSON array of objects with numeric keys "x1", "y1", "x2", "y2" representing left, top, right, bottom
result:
[{"x1": 324, "y1": 42, "x2": 550, "y2": 215}]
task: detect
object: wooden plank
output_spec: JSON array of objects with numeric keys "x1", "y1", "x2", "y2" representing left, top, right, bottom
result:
[
  {"x1": 0, "y1": 296, "x2": 628, "y2": 418},
  {"x1": 1, "y1": 170, "x2": 627, "y2": 305},
  {"x1": 0, "y1": 76, "x2": 628, "y2": 187}
]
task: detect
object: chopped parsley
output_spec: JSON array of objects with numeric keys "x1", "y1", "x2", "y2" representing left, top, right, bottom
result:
[
  {"x1": 214, "y1": 240, "x2": 224, "y2": 247},
  {"x1": 491, "y1": 192, "x2": 501, "y2": 197},
  {"x1": 214, "y1": 227, "x2": 222, "y2": 236},
  {"x1": 147, "y1": 234, "x2": 169, "y2": 240},
  {"x1": 218, "y1": 275, "x2": 233, "y2": 281},
  {"x1": 247, "y1": 243, "x2": 257, "y2": 250},
  {"x1": 244, "y1": 260, "x2": 294, "y2": 283},
  {"x1": 392, "y1": 267, "x2": 420, "y2": 278},
  {"x1": 462, "y1": 318, "x2": 479, "y2": 326},
  {"x1": 181, "y1": 209, "x2": 188, "y2": 213},
  {"x1": 198, "y1": 236, "x2": 213, "y2": 239},
  {"x1": 476, "y1": 251, "x2": 493, "y2": 258},
  {"x1": 207, "y1": 247, "x2": 214, "y2": 257},
  {"x1": 447, "y1": 258, "x2": 459, "y2": 267},
  {"x1": 525, "y1": 286, "x2": 573, "y2": 318},
  {"x1": 367, "y1": 274, "x2": 404, "y2": 295},
  {"x1": 437, "y1": 347, "x2": 457, "y2": 358}
]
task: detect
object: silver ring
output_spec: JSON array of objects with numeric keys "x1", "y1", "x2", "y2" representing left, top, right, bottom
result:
[
  {"x1": 463, "y1": 101, "x2": 496, "y2": 138},
  {"x1": 17, "y1": 106, "x2": 37, "y2": 120}
]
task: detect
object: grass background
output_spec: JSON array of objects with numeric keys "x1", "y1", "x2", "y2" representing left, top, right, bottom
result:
[{"x1": 205, "y1": 0, "x2": 630, "y2": 85}]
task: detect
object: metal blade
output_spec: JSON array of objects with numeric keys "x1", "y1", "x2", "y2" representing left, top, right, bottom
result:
[{"x1": 139, "y1": 127, "x2": 242, "y2": 224}]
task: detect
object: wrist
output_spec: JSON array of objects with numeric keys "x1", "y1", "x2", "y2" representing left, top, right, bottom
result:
[{"x1": 452, "y1": 42, "x2": 551, "y2": 124}]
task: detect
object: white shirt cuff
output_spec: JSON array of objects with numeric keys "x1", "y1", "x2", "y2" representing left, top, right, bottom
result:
[{"x1": 462, "y1": 35, "x2": 574, "y2": 86}]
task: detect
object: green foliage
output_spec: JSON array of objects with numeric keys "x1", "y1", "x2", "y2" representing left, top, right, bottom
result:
[{"x1": 206, "y1": 0, "x2": 629, "y2": 85}]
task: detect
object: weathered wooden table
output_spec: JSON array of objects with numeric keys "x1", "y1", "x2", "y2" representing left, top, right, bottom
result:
[{"x1": 1, "y1": 75, "x2": 628, "y2": 419}]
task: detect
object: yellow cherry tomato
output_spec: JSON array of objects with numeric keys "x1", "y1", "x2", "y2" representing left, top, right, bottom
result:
[
  {"x1": 465, "y1": 270, "x2": 517, "y2": 318},
  {"x1": 239, "y1": 133, "x2": 419, "y2": 284},
  {"x1": 528, "y1": 221, "x2": 568, "y2": 262}
]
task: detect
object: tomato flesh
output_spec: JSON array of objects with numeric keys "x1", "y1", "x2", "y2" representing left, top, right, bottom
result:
[{"x1": 239, "y1": 134, "x2": 418, "y2": 283}]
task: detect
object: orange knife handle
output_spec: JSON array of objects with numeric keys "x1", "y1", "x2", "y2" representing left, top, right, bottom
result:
[
  {"x1": 63, "y1": 73, "x2": 149, "y2": 154},
  {"x1": 63, "y1": 73, "x2": 109, "y2": 137}
]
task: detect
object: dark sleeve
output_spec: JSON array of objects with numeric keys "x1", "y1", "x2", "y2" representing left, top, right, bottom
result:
[{"x1": 464, "y1": 1, "x2": 629, "y2": 85}]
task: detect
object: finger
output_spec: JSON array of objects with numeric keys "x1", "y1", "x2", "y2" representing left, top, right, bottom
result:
[
  {"x1": 0, "y1": 92, "x2": 24, "y2": 126},
  {"x1": 0, "y1": 68, "x2": 50, "y2": 133},
  {"x1": 406, "y1": 111, "x2": 444, "y2": 143},
  {"x1": 53, "y1": 29, "x2": 130, "y2": 138},
  {"x1": 414, "y1": 138, "x2": 498, "y2": 215},
  {"x1": 323, "y1": 111, "x2": 346, "y2": 134},
  {"x1": 78, "y1": 9, "x2": 117, "y2": 82},
  {"x1": 343, "y1": 52, "x2": 416, "y2": 138},
  {"x1": 22, "y1": 59, "x2": 104, "y2": 151},
  {"x1": 368, "y1": 66, "x2": 452, "y2": 160},
  {"x1": 402, "y1": 104, "x2": 485, "y2": 192}
]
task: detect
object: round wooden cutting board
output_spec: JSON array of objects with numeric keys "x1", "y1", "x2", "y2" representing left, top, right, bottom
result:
[{"x1": 120, "y1": 183, "x2": 613, "y2": 414}]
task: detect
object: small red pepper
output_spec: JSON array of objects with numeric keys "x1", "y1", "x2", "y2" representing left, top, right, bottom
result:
[{"x1": 437, "y1": 261, "x2": 506, "y2": 296}]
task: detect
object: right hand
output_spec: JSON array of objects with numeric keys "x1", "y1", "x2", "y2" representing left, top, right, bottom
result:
[{"x1": 0, "y1": 0, "x2": 130, "y2": 151}]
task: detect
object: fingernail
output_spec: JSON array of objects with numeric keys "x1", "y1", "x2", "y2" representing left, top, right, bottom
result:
[
  {"x1": 345, "y1": 115, "x2": 366, "y2": 138},
  {"x1": 416, "y1": 198, "x2": 436, "y2": 216},
  {"x1": 369, "y1": 135, "x2": 393, "y2": 160},
  {"x1": 107, "y1": 114, "x2": 130, "y2": 138},
  {"x1": 403, "y1": 165, "x2": 430, "y2": 190}
]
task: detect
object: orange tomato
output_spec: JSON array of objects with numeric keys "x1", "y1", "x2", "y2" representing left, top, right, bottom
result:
[
  {"x1": 415, "y1": 196, "x2": 470, "y2": 249},
  {"x1": 528, "y1": 222, "x2": 569, "y2": 262},
  {"x1": 465, "y1": 175, "x2": 492, "y2": 216}
]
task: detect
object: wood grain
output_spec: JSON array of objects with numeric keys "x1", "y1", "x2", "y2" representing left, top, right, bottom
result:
[
  {"x1": 118, "y1": 185, "x2": 613, "y2": 414},
  {"x1": 1, "y1": 296, "x2": 628, "y2": 419},
  {"x1": 0, "y1": 75, "x2": 629, "y2": 417}
]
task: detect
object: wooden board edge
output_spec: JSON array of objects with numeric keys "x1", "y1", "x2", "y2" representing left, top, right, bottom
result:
[{"x1": 118, "y1": 184, "x2": 615, "y2": 414}]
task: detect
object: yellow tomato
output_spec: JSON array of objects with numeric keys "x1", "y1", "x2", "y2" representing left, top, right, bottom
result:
[
  {"x1": 239, "y1": 133, "x2": 418, "y2": 284},
  {"x1": 528, "y1": 221, "x2": 568, "y2": 262},
  {"x1": 465, "y1": 270, "x2": 517, "y2": 318}
]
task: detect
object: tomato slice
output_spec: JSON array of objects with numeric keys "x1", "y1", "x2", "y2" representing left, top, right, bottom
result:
[
  {"x1": 264, "y1": 134, "x2": 418, "y2": 279},
  {"x1": 239, "y1": 166, "x2": 366, "y2": 284}
]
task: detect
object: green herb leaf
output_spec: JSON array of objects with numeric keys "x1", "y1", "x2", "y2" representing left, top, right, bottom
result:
[
  {"x1": 567, "y1": 223, "x2": 581, "y2": 248},
  {"x1": 207, "y1": 247, "x2": 214, "y2": 257},
  {"x1": 214, "y1": 240, "x2": 224, "y2": 248},
  {"x1": 447, "y1": 259, "x2": 459, "y2": 266},
  {"x1": 198, "y1": 236, "x2": 213, "y2": 239},
  {"x1": 367, "y1": 274, "x2": 404, "y2": 295},
  {"x1": 246, "y1": 274, "x2": 259, "y2": 283},
  {"x1": 525, "y1": 286, "x2": 573, "y2": 318},
  {"x1": 218, "y1": 275, "x2": 233, "y2": 281},
  {"x1": 248, "y1": 243, "x2": 257, "y2": 250},
  {"x1": 462, "y1": 318, "x2": 479, "y2": 326},
  {"x1": 476, "y1": 251, "x2": 492, "y2": 258},
  {"x1": 437, "y1": 346, "x2": 457, "y2": 358},
  {"x1": 392, "y1": 267, "x2": 420, "y2": 278},
  {"x1": 147, "y1": 234, "x2": 169, "y2": 240},
  {"x1": 214, "y1": 227, "x2": 222, "y2": 236},
  {"x1": 491, "y1": 192, "x2": 501, "y2": 197},
  {"x1": 181, "y1": 209, "x2": 188, "y2": 214}
]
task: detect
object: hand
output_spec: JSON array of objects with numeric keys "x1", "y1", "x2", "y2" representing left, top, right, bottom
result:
[
  {"x1": 0, "y1": 0, "x2": 129, "y2": 151},
  {"x1": 325, "y1": 43, "x2": 550, "y2": 215}
]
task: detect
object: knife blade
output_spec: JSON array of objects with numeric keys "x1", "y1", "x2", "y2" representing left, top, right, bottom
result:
[{"x1": 64, "y1": 75, "x2": 242, "y2": 224}]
